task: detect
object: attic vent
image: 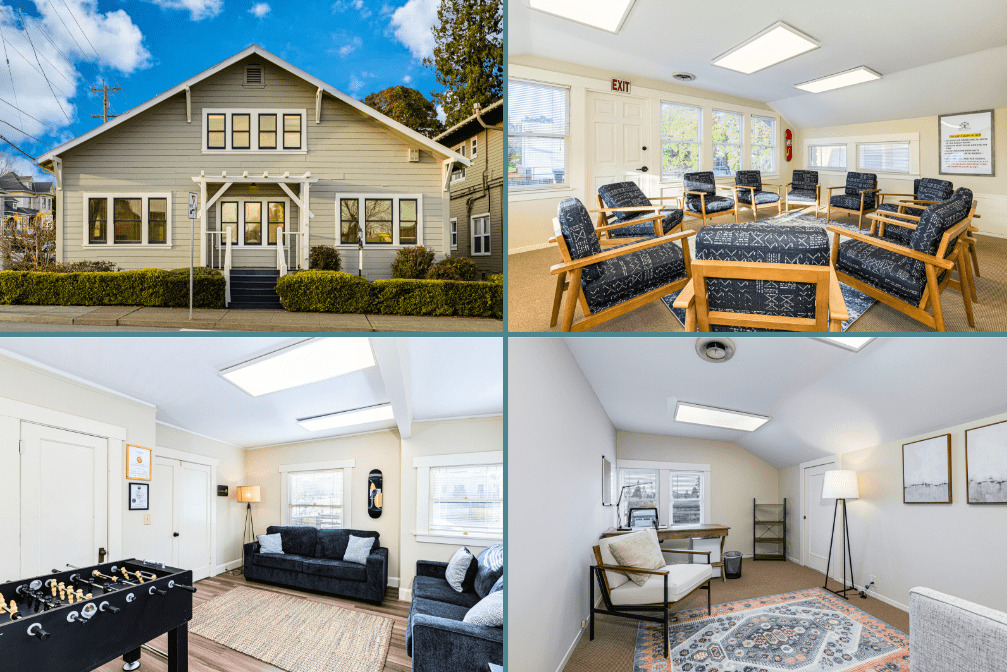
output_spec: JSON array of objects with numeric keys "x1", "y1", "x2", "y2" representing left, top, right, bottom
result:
[
  {"x1": 695, "y1": 337, "x2": 735, "y2": 363},
  {"x1": 245, "y1": 65, "x2": 264, "y2": 87}
]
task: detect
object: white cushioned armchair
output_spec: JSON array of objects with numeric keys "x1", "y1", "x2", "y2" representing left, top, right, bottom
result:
[{"x1": 909, "y1": 587, "x2": 1007, "y2": 672}]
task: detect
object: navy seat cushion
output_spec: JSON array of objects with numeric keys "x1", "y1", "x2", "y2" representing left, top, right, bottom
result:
[
  {"x1": 735, "y1": 170, "x2": 762, "y2": 190},
  {"x1": 315, "y1": 529, "x2": 380, "y2": 560},
  {"x1": 474, "y1": 545, "x2": 504, "y2": 599},
  {"x1": 582, "y1": 243, "x2": 687, "y2": 312},
  {"x1": 830, "y1": 193, "x2": 871, "y2": 211},
  {"x1": 266, "y1": 526, "x2": 317, "y2": 557},
  {"x1": 556, "y1": 198, "x2": 603, "y2": 282},
  {"x1": 686, "y1": 194, "x2": 734, "y2": 213},
  {"x1": 792, "y1": 170, "x2": 818, "y2": 190},
  {"x1": 301, "y1": 557, "x2": 367, "y2": 582},
  {"x1": 253, "y1": 553, "x2": 307, "y2": 572},
  {"x1": 406, "y1": 598, "x2": 472, "y2": 657},
  {"x1": 696, "y1": 223, "x2": 829, "y2": 319},
  {"x1": 836, "y1": 240, "x2": 934, "y2": 304},
  {"x1": 842, "y1": 172, "x2": 877, "y2": 208},
  {"x1": 412, "y1": 575, "x2": 482, "y2": 609},
  {"x1": 609, "y1": 209, "x2": 684, "y2": 238},
  {"x1": 787, "y1": 188, "x2": 818, "y2": 204},
  {"x1": 736, "y1": 189, "x2": 780, "y2": 205}
]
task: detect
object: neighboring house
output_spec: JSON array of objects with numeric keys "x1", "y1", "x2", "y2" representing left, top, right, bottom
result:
[
  {"x1": 35, "y1": 45, "x2": 469, "y2": 293},
  {"x1": 434, "y1": 99, "x2": 503, "y2": 277},
  {"x1": 0, "y1": 172, "x2": 54, "y2": 221}
]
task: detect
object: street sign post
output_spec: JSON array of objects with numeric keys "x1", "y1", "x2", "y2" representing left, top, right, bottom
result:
[{"x1": 189, "y1": 192, "x2": 197, "y2": 320}]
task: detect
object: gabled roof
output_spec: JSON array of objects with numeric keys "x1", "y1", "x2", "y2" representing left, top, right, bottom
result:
[
  {"x1": 38, "y1": 45, "x2": 470, "y2": 167},
  {"x1": 434, "y1": 99, "x2": 503, "y2": 148},
  {"x1": 0, "y1": 172, "x2": 29, "y2": 192}
]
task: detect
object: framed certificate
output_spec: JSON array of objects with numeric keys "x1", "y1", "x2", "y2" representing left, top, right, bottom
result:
[
  {"x1": 126, "y1": 444, "x2": 153, "y2": 481},
  {"x1": 129, "y1": 483, "x2": 149, "y2": 511},
  {"x1": 939, "y1": 109, "x2": 995, "y2": 176}
]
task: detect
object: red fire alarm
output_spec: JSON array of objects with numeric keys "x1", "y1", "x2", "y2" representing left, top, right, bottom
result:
[{"x1": 611, "y1": 78, "x2": 631, "y2": 93}]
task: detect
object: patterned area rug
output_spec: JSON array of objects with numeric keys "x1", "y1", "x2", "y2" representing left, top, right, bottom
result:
[
  {"x1": 189, "y1": 586, "x2": 393, "y2": 672},
  {"x1": 661, "y1": 212, "x2": 876, "y2": 331},
  {"x1": 634, "y1": 588, "x2": 909, "y2": 672}
]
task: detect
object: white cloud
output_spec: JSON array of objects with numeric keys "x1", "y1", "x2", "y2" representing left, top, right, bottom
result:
[
  {"x1": 435, "y1": 104, "x2": 445, "y2": 124},
  {"x1": 402, "y1": 74, "x2": 412, "y2": 84},
  {"x1": 144, "y1": 0, "x2": 223, "y2": 21},
  {"x1": 249, "y1": 2, "x2": 271, "y2": 18},
  {"x1": 338, "y1": 36, "x2": 363, "y2": 57},
  {"x1": 332, "y1": 0, "x2": 371, "y2": 17},
  {"x1": 389, "y1": 0, "x2": 438, "y2": 60},
  {"x1": 348, "y1": 74, "x2": 365, "y2": 94}
]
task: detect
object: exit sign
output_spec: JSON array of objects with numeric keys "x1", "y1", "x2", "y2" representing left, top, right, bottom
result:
[{"x1": 612, "y1": 78, "x2": 631, "y2": 93}]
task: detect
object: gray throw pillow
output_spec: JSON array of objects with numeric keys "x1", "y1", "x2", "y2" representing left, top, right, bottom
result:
[
  {"x1": 343, "y1": 535, "x2": 375, "y2": 565},
  {"x1": 463, "y1": 591, "x2": 503, "y2": 627},
  {"x1": 489, "y1": 576, "x2": 503, "y2": 594},
  {"x1": 257, "y1": 533, "x2": 283, "y2": 554},
  {"x1": 446, "y1": 547, "x2": 475, "y2": 592}
]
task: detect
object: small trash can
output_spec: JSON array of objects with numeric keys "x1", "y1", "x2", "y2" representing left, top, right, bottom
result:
[{"x1": 724, "y1": 551, "x2": 743, "y2": 579}]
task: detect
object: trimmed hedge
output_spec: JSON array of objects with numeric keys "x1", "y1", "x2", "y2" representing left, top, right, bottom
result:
[
  {"x1": 275, "y1": 271, "x2": 502, "y2": 319},
  {"x1": 0, "y1": 267, "x2": 226, "y2": 308}
]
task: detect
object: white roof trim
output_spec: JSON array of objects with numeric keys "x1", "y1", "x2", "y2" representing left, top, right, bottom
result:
[{"x1": 38, "y1": 45, "x2": 471, "y2": 167}]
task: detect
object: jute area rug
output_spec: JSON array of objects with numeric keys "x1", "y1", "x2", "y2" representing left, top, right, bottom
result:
[{"x1": 189, "y1": 586, "x2": 393, "y2": 672}]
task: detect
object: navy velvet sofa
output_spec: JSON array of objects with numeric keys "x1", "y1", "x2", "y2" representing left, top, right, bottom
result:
[
  {"x1": 406, "y1": 549, "x2": 504, "y2": 672},
  {"x1": 243, "y1": 525, "x2": 388, "y2": 604}
]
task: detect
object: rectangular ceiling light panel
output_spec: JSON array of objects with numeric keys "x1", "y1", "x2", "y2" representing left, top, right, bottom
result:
[
  {"x1": 712, "y1": 21, "x2": 819, "y2": 74},
  {"x1": 298, "y1": 404, "x2": 395, "y2": 432},
  {"x1": 795, "y1": 66, "x2": 881, "y2": 93},
  {"x1": 528, "y1": 0, "x2": 636, "y2": 34},
  {"x1": 221, "y1": 338, "x2": 375, "y2": 396},
  {"x1": 816, "y1": 337, "x2": 875, "y2": 352},
  {"x1": 674, "y1": 401, "x2": 770, "y2": 432}
]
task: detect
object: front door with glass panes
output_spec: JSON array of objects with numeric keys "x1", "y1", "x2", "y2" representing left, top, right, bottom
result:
[{"x1": 217, "y1": 198, "x2": 289, "y2": 262}]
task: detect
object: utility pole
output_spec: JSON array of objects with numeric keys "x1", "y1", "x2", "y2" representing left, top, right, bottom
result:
[{"x1": 90, "y1": 79, "x2": 121, "y2": 123}]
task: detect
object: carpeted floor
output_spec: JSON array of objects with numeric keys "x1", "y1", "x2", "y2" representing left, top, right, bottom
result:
[
  {"x1": 565, "y1": 560, "x2": 909, "y2": 672},
  {"x1": 508, "y1": 207, "x2": 1007, "y2": 332}
]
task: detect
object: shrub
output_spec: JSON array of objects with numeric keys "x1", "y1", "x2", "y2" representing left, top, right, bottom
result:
[
  {"x1": 426, "y1": 256, "x2": 479, "y2": 281},
  {"x1": 0, "y1": 268, "x2": 225, "y2": 308},
  {"x1": 391, "y1": 246, "x2": 435, "y2": 279},
  {"x1": 371, "y1": 279, "x2": 502, "y2": 318},
  {"x1": 309, "y1": 245, "x2": 342, "y2": 271},
  {"x1": 274, "y1": 270, "x2": 372, "y2": 313},
  {"x1": 5, "y1": 259, "x2": 120, "y2": 273}
]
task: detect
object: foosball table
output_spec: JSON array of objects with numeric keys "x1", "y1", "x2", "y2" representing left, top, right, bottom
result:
[{"x1": 0, "y1": 559, "x2": 195, "y2": 671}]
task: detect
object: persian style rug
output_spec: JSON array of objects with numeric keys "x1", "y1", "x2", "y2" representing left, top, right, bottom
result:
[
  {"x1": 634, "y1": 587, "x2": 909, "y2": 672},
  {"x1": 189, "y1": 586, "x2": 393, "y2": 672},
  {"x1": 661, "y1": 212, "x2": 876, "y2": 331}
]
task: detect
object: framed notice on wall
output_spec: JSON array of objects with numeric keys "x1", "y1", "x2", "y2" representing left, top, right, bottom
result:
[
  {"x1": 126, "y1": 444, "x2": 153, "y2": 481},
  {"x1": 939, "y1": 109, "x2": 995, "y2": 176}
]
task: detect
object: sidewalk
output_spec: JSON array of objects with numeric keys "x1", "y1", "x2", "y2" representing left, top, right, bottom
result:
[{"x1": 0, "y1": 305, "x2": 502, "y2": 332}]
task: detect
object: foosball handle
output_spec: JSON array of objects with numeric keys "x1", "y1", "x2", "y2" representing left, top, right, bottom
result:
[
  {"x1": 173, "y1": 583, "x2": 197, "y2": 593},
  {"x1": 148, "y1": 586, "x2": 167, "y2": 597},
  {"x1": 27, "y1": 623, "x2": 50, "y2": 641}
]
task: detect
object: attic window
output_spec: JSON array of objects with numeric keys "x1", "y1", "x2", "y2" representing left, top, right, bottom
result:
[{"x1": 245, "y1": 65, "x2": 265, "y2": 87}]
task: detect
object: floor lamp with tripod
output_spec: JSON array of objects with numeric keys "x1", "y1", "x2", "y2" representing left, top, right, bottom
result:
[
  {"x1": 822, "y1": 470, "x2": 858, "y2": 599},
  {"x1": 237, "y1": 485, "x2": 261, "y2": 575}
]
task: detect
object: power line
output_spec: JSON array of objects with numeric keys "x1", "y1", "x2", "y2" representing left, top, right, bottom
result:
[
  {"x1": 0, "y1": 117, "x2": 53, "y2": 148},
  {"x1": 90, "y1": 78, "x2": 119, "y2": 123},
  {"x1": 10, "y1": 8, "x2": 77, "y2": 91},
  {"x1": 16, "y1": 6, "x2": 74, "y2": 132},
  {"x1": 0, "y1": 29, "x2": 74, "y2": 97},
  {"x1": 0, "y1": 14, "x2": 22, "y2": 130},
  {"x1": 58, "y1": 0, "x2": 120, "y2": 91},
  {"x1": 0, "y1": 95, "x2": 62, "y2": 136},
  {"x1": 0, "y1": 133, "x2": 37, "y2": 162}
]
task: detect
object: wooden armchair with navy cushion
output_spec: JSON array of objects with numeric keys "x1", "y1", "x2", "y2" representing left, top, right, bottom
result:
[
  {"x1": 673, "y1": 222, "x2": 847, "y2": 332},
  {"x1": 875, "y1": 178, "x2": 954, "y2": 245},
  {"x1": 830, "y1": 188, "x2": 977, "y2": 331},
  {"x1": 682, "y1": 171, "x2": 739, "y2": 227},
  {"x1": 785, "y1": 169, "x2": 821, "y2": 214},
  {"x1": 595, "y1": 181, "x2": 684, "y2": 244},
  {"x1": 733, "y1": 170, "x2": 782, "y2": 222},
  {"x1": 826, "y1": 172, "x2": 880, "y2": 229},
  {"x1": 550, "y1": 197, "x2": 694, "y2": 332}
]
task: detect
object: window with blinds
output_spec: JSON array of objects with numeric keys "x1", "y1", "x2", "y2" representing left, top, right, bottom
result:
[
  {"x1": 670, "y1": 471, "x2": 704, "y2": 524},
  {"x1": 620, "y1": 468, "x2": 659, "y2": 512},
  {"x1": 808, "y1": 144, "x2": 847, "y2": 170},
  {"x1": 288, "y1": 469, "x2": 343, "y2": 529},
  {"x1": 661, "y1": 102, "x2": 702, "y2": 179},
  {"x1": 508, "y1": 79, "x2": 570, "y2": 189},
  {"x1": 858, "y1": 141, "x2": 910, "y2": 174},
  {"x1": 751, "y1": 115, "x2": 776, "y2": 173},
  {"x1": 712, "y1": 110, "x2": 742, "y2": 176},
  {"x1": 429, "y1": 464, "x2": 503, "y2": 535}
]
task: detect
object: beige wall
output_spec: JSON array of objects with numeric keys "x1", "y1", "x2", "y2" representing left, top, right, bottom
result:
[
  {"x1": 793, "y1": 108, "x2": 1007, "y2": 236},
  {"x1": 616, "y1": 432, "x2": 782, "y2": 557},
  {"x1": 243, "y1": 430, "x2": 403, "y2": 580},
  {"x1": 399, "y1": 417, "x2": 503, "y2": 599}
]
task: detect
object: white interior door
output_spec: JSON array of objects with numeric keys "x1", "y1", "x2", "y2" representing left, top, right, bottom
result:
[
  {"x1": 803, "y1": 463, "x2": 836, "y2": 573},
  {"x1": 20, "y1": 423, "x2": 108, "y2": 575},
  {"x1": 152, "y1": 457, "x2": 176, "y2": 566},
  {"x1": 177, "y1": 461, "x2": 212, "y2": 581},
  {"x1": 587, "y1": 91, "x2": 652, "y2": 195}
]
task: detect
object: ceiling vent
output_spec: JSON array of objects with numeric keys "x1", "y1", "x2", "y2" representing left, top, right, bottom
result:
[
  {"x1": 672, "y1": 72, "x2": 696, "y2": 82},
  {"x1": 244, "y1": 65, "x2": 264, "y2": 87},
  {"x1": 695, "y1": 337, "x2": 735, "y2": 363}
]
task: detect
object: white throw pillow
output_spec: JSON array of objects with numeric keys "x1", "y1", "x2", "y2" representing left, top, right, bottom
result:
[
  {"x1": 446, "y1": 547, "x2": 475, "y2": 592},
  {"x1": 463, "y1": 590, "x2": 503, "y2": 627},
  {"x1": 343, "y1": 535, "x2": 375, "y2": 565},
  {"x1": 607, "y1": 528, "x2": 665, "y2": 587},
  {"x1": 257, "y1": 533, "x2": 284, "y2": 554}
]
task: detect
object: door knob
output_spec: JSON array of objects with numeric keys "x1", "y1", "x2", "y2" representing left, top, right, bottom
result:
[
  {"x1": 638, "y1": 166, "x2": 649, "y2": 173},
  {"x1": 98, "y1": 547, "x2": 106, "y2": 563},
  {"x1": 173, "y1": 532, "x2": 179, "y2": 537}
]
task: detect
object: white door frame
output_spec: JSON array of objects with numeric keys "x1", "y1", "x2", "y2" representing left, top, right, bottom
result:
[
  {"x1": 157, "y1": 446, "x2": 219, "y2": 577},
  {"x1": 799, "y1": 455, "x2": 840, "y2": 568}
]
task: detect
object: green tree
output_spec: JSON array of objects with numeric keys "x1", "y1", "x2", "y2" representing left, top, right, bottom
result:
[
  {"x1": 423, "y1": 0, "x2": 502, "y2": 127},
  {"x1": 363, "y1": 86, "x2": 443, "y2": 138}
]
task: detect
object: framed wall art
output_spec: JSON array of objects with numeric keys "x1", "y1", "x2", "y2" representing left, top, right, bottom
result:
[
  {"x1": 126, "y1": 444, "x2": 153, "y2": 481},
  {"x1": 902, "y1": 434, "x2": 951, "y2": 504},
  {"x1": 939, "y1": 109, "x2": 995, "y2": 176},
  {"x1": 129, "y1": 483, "x2": 149, "y2": 511},
  {"x1": 965, "y1": 419, "x2": 1007, "y2": 504}
]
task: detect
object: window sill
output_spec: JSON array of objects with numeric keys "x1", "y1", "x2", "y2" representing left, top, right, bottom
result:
[
  {"x1": 415, "y1": 532, "x2": 502, "y2": 547},
  {"x1": 508, "y1": 186, "x2": 574, "y2": 202},
  {"x1": 201, "y1": 149, "x2": 308, "y2": 156},
  {"x1": 336, "y1": 244, "x2": 422, "y2": 249},
  {"x1": 83, "y1": 243, "x2": 174, "y2": 248}
]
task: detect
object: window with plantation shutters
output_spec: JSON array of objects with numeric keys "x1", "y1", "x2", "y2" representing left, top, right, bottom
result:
[
  {"x1": 671, "y1": 471, "x2": 704, "y2": 524},
  {"x1": 857, "y1": 141, "x2": 910, "y2": 174},
  {"x1": 508, "y1": 79, "x2": 570, "y2": 189},
  {"x1": 429, "y1": 464, "x2": 503, "y2": 536},
  {"x1": 288, "y1": 469, "x2": 343, "y2": 529}
]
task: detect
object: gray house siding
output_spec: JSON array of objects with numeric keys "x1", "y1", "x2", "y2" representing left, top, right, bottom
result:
[
  {"x1": 445, "y1": 124, "x2": 503, "y2": 277},
  {"x1": 56, "y1": 56, "x2": 447, "y2": 279}
]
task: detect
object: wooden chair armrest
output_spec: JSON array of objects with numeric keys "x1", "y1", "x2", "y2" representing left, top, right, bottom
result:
[
  {"x1": 826, "y1": 185, "x2": 845, "y2": 193},
  {"x1": 685, "y1": 190, "x2": 710, "y2": 197},
  {"x1": 878, "y1": 192, "x2": 915, "y2": 199},
  {"x1": 662, "y1": 549, "x2": 712, "y2": 558},
  {"x1": 898, "y1": 199, "x2": 939, "y2": 205},
  {"x1": 648, "y1": 196, "x2": 683, "y2": 205},
  {"x1": 829, "y1": 268, "x2": 849, "y2": 323},
  {"x1": 716, "y1": 185, "x2": 738, "y2": 193},
  {"x1": 550, "y1": 230, "x2": 696, "y2": 273},
  {"x1": 867, "y1": 212, "x2": 919, "y2": 230},
  {"x1": 784, "y1": 182, "x2": 793, "y2": 188},
  {"x1": 590, "y1": 206, "x2": 663, "y2": 214},
  {"x1": 595, "y1": 213, "x2": 663, "y2": 232},
  {"x1": 593, "y1": 563, "x2": 669, "y2": 576},
  {"x1": 763, "y1": 184, "x2": 782, "y2": 193},
  {"x1": 672, "y1": 280, "x2": 695, "y2": 310},
  {"x1": 826, "y1": 226, "x2": 953, "y2": 269},
  {"x1": 860, "y1": 188, "x2": 881, "y2": 194}
]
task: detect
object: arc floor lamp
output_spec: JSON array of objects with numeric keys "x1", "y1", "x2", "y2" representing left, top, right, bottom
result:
[{"x1": 822, "y1": 470, "x2": 858, "y2": 599}]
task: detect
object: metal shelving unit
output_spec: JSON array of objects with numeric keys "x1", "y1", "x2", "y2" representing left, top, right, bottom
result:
[{"x1": 753, "y1": 498, "x2": 786, "y2": 561}]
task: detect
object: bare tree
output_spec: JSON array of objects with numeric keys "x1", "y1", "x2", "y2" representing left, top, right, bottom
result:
[{"x1": 1, "y1": 212, "x2": 56, "y2": 269}]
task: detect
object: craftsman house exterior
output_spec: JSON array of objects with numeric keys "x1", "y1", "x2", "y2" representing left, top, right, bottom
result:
[
  {"x1": 1, "y1": 172, "x2": 54, "y2": 221},
  {"x1": 36, "y1": 45, "x2": 469, "y2": 284},
  {"x1": 434, "y1": 99, "x2": 503, "y2": 277}
]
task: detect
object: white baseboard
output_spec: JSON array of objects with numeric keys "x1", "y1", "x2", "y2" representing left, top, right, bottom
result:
[
  {"x1": 388, "y1": 576, "x2": 399, "y2": 589},
  {"x1": 509, "y1": 242, "x2": 553, "y2": 255},
  {"x1": 213, "y1": 559, "x2": 242, "y2": 575},
  {"x1": 822, "y1": 569, "x2": 909, "y2": 614},
  {"x1": 399, "y1": 587, "x2": 412, "y2": 602},
  {"x1": 787, "y1": 555, "x2": 801, "y2": 565},
  {"x1": 556, "y1": 622, "x2": 587, "y2": 672}
]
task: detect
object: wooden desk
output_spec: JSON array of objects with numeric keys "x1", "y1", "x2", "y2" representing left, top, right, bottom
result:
[{"x1": 602, "y1": 524, "x2": 731, "y2": 582}]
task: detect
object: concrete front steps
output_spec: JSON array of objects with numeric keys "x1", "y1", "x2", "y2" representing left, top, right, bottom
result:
[{"x1": 229, "y1": 268, "x2": 282, "y2": 309}]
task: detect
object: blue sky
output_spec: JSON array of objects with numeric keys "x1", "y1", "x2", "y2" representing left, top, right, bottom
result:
[{"x1": 0, "y1": 0, "x2": 442, "y2": 174}]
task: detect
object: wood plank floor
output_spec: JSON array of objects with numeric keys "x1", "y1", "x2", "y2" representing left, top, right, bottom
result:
[{"x1": 93, "y1": 572, "x2": 411, "y2": 672}]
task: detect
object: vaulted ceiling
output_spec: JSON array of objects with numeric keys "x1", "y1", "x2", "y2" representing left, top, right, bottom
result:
[
  {"x1": 564, "y1": 337, "x2": 1007, "y2": 468},
  {"x1": 510, "y1": 0, "x2": 1007, "y2": 128}
]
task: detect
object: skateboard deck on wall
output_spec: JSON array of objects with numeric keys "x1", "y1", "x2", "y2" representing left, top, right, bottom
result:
[{"x1": 368, "y1": 469, "x2": 383, "y2": 518}]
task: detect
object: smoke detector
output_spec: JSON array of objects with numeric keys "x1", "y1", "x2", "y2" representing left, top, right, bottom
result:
[
  {"x1": 673, "y1": 72, "x2": 696, "y2": 82},
  {"x1": 696, "y1": 337, "x2": 735, "y2": 363}
]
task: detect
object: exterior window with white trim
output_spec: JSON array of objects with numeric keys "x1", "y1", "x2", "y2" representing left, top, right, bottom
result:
[
  {"x1": 808, "y1": 144, "x2": 847, "y2": 170},
  {"x1": 509, "y1": 79, "x2": 569, "y2": 189},
  {"x1": 84, "y1": 194, "x2": 173, "y2": 246},
  {"x1": 399, "y1": 199, "x2": 418, "y2": 245},
  {"x1": 450, "y1": 217, "x2": 458, "y2": 250},
  {"x1": 244, "y1": 202, "x2": 262, "y2": 245},
  {"x1": 258, "y1": 114, "x2": 277, "y2": 149},
  {"x1": 661, "y1": 102, "x2": 702, "y2": 179},
  {"x1": 857, "y1": 141, "x2": 910, "y2": 174},
  {"x1": 232, "y1": 113, "x2": 251, "y2": 149},
  {"x1": 712, "y1": 110, "x2": 742, "y2": 176},
  {"x1": 336, "y1": 195, "x2": 423, "y2": 247},
  {"x1": 267, "y1": 202, "x2": 285, "y2": 245},
  {"x1": 287, "y1": 469, "x2": 344, "y2": 529},
  {"x1": 751, "y1": 115, "x2": 776, "y2": 173},
  {"x1": 284, "y1": 114, "x2": 302, "y2": 150},
  {"x1": 148, "y1": 198, "x2": 167, "y2": 245},
  {"x1": 365, "y1": 198, "x2": 393, "y2": 244},
  {"x1": 207, "y1": 114, "x2": 226, "y2": 149},
  {"x1": 217, "y1": 198, "x2": 289, "y2": 246},
  {"x1": 471, "y1": 214, "x2": 490, "y2": 256},
  {"x1": 221, "y1": 201, "x2": 239, "y2": 243},
  {"x1": 202, "y1": 109, "x2": 305, "y2": 152},
  {"x1": 88, "y1": 198, "x2": 107, "y2": 244},
  {"x1": 471, "y1": 137, "x2": 478, "y2": 158},
  {"x1": 452, "y1": 145, "x2": 467, "y2": 183}
]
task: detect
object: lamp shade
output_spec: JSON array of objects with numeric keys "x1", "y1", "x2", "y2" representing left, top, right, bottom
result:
[
  {"x1": 822, "y1": 470, "x2": 859, "y2": 500},
  {"x1": 236, "y1": 485, "x2": 261, "y2": 503}
]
